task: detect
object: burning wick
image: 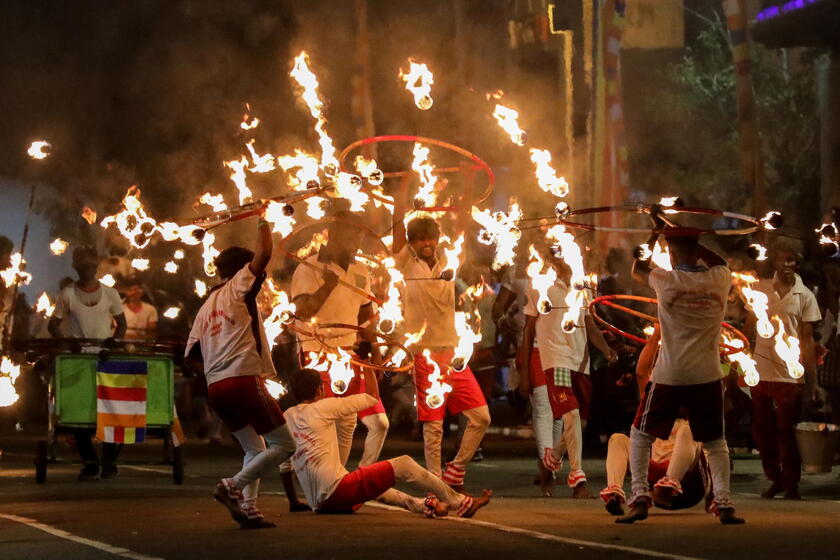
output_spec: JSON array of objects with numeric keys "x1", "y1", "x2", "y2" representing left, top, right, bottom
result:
[
  {"x1": 399, "y1": 59, "x2": 434, "y2": 110},
  {"x1": 163, "y1": 307, "x2": 180, "y2": 319},
  {"x1": 759, "y1": 211, "x2": 784, "y2": 230},
  {"x1": 747, "y1": 243, "x2": 768, "y2": 261},
  {"x1": 50, "y1": 238, "x2": 68, "y2": 256},
  {"x1": 27, "y1": 140, "x2": 51, "y2": 160}
]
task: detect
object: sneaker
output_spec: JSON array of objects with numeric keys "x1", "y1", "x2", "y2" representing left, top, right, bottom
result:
[
  {"x1": 77, "y1": 465, "x2": 100, "y2": 481},
  {"x1": 100, "y1": 465, "x2": 119, "y2": 480},
  {"x1": 213, "y1": 479, "x2": 246, "y2": 524}
]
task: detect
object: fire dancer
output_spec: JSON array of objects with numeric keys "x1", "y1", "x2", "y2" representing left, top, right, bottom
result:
[
  {"x1": 393, "y1": 217, "x2": 490, "y2": 491},
  {"x1": 285, "y1": 364, "x2": 491, "y2": 516},
  {"x1": 517, "y1": 247, "x2": 618, "y2": 498},
  {"x1": 185, "y1": 214, "x2": 296, "y2": 529},
  {"x1": 750, "y1": 242, "x2": 820, "y2": 500},
  {"x1": 620, "y1": 225, "x2": 745, "y2": 524},
  {"x1": 48, "y1": 246, "x2": 127, "y2": 480},
  {"x1": 601, "y1": 328, "x2": 710, "y2": 515},
  {"x1": 290, "y1": 210, "x2": 389, "y2": 468}
]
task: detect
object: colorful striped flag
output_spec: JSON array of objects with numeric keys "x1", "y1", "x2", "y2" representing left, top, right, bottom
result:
[{"x1": 96, "y1": 360, "x2": 147, "y2": 444}]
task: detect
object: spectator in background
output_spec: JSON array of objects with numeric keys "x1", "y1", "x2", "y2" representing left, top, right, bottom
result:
[
  {"x1": 818, "y1": 259, "x2": 840, "y2": 426},
  {"x1": 48, "y1": 246, "x2": 127, "y2": 480},
  {"x1": 123, "y1": 278, "x2": 158, "y2": 340}
]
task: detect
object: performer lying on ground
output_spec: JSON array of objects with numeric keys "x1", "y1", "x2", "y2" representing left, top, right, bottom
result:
[
  {"x1": 186, "y1": 214, "x2": 296, "y2": 529},
  {"x1": 284, "y1": 364, "x2": 492, "y2": 517}
]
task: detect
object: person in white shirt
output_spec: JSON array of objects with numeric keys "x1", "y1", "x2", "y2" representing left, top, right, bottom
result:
[
  {"x1": 185, "y1": 215, "x2": 295, "y2": 530},
  {"x1": 122, "y1": 280, "x2": 158, "y2": 340},
  {"x1": 284, "y1": 364, "x2": 491, "y2": 517},
  {"x1": 48, "y1": 246, "x2": 127, "y2": 480},
  {"x1": 392, "y1": 217, "x2": 491, "y2": 491},
  {"x1": 517, "y1": 249, "x2": 617, "y2": 498},
  {"x1": 620, "y1": 223, "x2": 745, "y2": 525},
  {"x1": 750, "y1": 243, "x2": 821, "y2": 500},
  {"x1": 291, "y1": 211, "x2": 389, "y2": 470}
]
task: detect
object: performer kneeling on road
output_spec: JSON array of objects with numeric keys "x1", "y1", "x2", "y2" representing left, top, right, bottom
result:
[
  {"x1": 285, "y1": 364, "x2": 492, "y2": 517},
  {"x1": 185, "y1": 213, "x2": 296, "y2": 529},
  {"x1": 601, "y1": 327, "x2": 711, "y2": 515},
  {"x1": 620, "y1": 221, "x2": 745, "y2": 525}
]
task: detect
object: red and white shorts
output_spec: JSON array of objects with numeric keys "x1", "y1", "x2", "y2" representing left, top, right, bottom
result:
[
  {"x1": 207, "y1": 375, "x2": 285, "y2": 434},
  {"x1": 544, "y1": 368, "x2": 592, "y2": 420},
  {"x1": 317, "y1": 460, "x2": 396, "y2": 514},
  {"x1": 300, "y1": 353, "x2": 386, "y2": 420},
  {"x1": 413, "y1": 349, "x2": 487, "y2": 422},
  {"x1": 634, "y1": 379, "x2": 725, "y2": 443}
]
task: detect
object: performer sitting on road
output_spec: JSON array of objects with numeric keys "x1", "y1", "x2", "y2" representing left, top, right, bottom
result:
[
  {"x1": 284, "y1": 364, "x2": 491, "y2": 517},
  {"x1": 290, "y1": 210, "x2": 389, "y2": 469},
  {"x1": 517, "y1": 245, "x2": 618, "y2": 498},
  {"x1": 620, "y1": 217, "x2": 745, "y2": 525},
  {"x1": 601, "y1": 327, "x2": 710, "y2": 515},
  {"x1": 48, "y1": 245, "x2": 127, "y2": 481},
  {"x1": 185, "y1": 213, "x2": 296, "y2": 529}
]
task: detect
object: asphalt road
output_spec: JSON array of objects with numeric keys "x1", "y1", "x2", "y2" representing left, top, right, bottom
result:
[{"x1": 1, "y1": 433, "x2": 839, "y2": 560}]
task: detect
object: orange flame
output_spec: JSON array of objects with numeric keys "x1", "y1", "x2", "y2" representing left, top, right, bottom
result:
[
  {"x1": 399, "y1": 59, "x2": 434, "y2": 110},
  {"x1": 492, "y1": 104, "x2": 527, "y2": 146},
  {"x1": 50, "y1": 238, "x2": 68, "y2": 256},
  {"x1": 471, "y1": 202, "x2": 522, "y2": 270},
  {"x1": 529, "y1": 149, "x2": 569, "y2": 198},
  {"x1": 81, "y1": 207, "x2": 98, "y2": 225},
  {"x1": 772, "y1": 316, "x2": 804, "y2": 379},
  {"x1": 0, "y1": 356, "x2": 21, "y2": 407},
  {"x1": 731, "y1": 272, "x2": 773, "y2": 339},
  {"x1": 526, "y1": 245, "x2": 557, "y2": 315}
]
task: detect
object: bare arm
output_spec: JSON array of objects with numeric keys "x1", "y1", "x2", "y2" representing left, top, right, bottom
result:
[
  {"x1": 113, "y1": 313, "x2": 127, "y2": 339},
  {"x1": 47, "y1": 317, "x2": 63, "y2": 338},
  {"x1": 584, "y1": 314, "x2": 618, "y2": 364},
  {"x1": 249, "y1": 214, "x2": 273, "y2": 276},
  {"x1": 632, "y1": 231, "x2": 658, "y2": 286},
  {"x1": 800, "y1": 321, "x2": 818, "y2": 391},
  {"x1": 635, "y1": 327, "x2": 660, "y2": 397},
  {"x1": 492, "y1": 285, "x2": 516, "y2": 323},
  {"x1": 292, "y1": 269, "x2": 339, "y2": 321},
  {"x1": 517, "y1": 314, "x2": 537, "y2": 398},
  {"x1": 362, "y1": 363, "x2": 379, "y2": 400},
  {"x1": 697, "y1": 243, "x2": 727, "y2": 268}
]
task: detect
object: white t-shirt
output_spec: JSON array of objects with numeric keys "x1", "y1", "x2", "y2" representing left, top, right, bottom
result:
[
  {"x1": 123, "y1": 301, "x2": 158, "y2": 340},
  {"x1": 523, "y1": 281, "x2": 590, "y2": 373},
  {"x1": 185, "y1": 265, "x2": 276, "y2": 386},
  {"x1": 53, "y1": 284, "x2": 123, "y2": 339},
  {"x1": 284, "y1": 393, "x2": 378, "y2": 510},
  {"x1": 648, "y1": 265, "x2": 731, "y2": 386},
  {"x1": 290, "y1": 255, "x2": 373, "y2": 353},
  {"x1": 395, "y1": 245, "x2": 457, "y2": 349},
  {"x1": 754, "y1": 273, "x2": 821, "y2": 384}
]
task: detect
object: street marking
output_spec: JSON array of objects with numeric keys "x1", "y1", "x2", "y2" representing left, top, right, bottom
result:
[
  {"x1": 120, "y1": 465, "x2": 200, "y2": 478},
  {"x1": 365, "y1": 502, "x2": 704, "y2": 560},
  {"x1": 0, "y1": 513, "x2": 164, "y2": 560}
]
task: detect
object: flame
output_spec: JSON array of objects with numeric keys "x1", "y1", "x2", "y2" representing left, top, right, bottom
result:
[
  {"x1": 658, "y1": 196, "x2": 680, "y2": 214},
  {"x1": 1, "y1": 253, "x2": 32, "y2": 288},
  {"x1": 50, "y1": 238, "x2": 68, "y2": 255},
  {"x1": 335, "y1": 172, "x2": 369, "y2": 212},
  {"x1": 423, "y1": 350, "x2": 451, "y2": 409},
  {"x1": 491, "y1": 104, "x2": 527, "y2": 146},
  {"x1": 772, "y1": 316, "x2": 804, "y2": 379},
  {"x1": 296, "y1": 231, "x2": 329, "y2": 260},
  {"x1": 399, "y1": 59, "x2": 434, "y2": 110},
  {"x1": 529, "y1": 149, "x2": 569, "y2": 198},
  {"x1": 202, "y1": 231, "x2": 220, "y2": 276},
  {"x1": 264, "y1": 201, "x2": 296, "y2": 237},
  {"x1": 440, "y1": 234, "x2": 465, "y2": 280},
  {"x1": 99, "y1": 186, "x2": 159, "y2": 249},
  {"x1": 131, "y1": 258, "x2": 150, "y2": 271},
  {"x1": 27, "y1": 140, "x2": 50, "y2": 160},
  {"x1": 263, "y1": 280, "x2": 297, "y2": 350},
  {"x1": 760, "y1": 211, "x2": 782, "y2": 230},
  {"x1": 81, "y1": 207, "x2": 98, "y2": 225},
  {"x1": 526, "y1": 245, "x2": 557, "y2": 315},
  {"x1": 452, "y1": 311, "x2": 481, "y2": 372},
  {"x1": 723, "y1": 335, "x2": 760, "y2": 387},
  {"x1": 265, "y1": 379, "x2": 287, "y2": 398},
  {"x1": 35, "y1": 292, "x2": 54, "y2": 317},
  {"x1": 198, "y1": 192, "x2": 227, "y2": 212},
  {"x1": 225, "y1": 156, "x2": 253, "y2": 205},
  {"x1": 377, "y1": 256, "x2": 405, "y2": 334},
  {"x1": 642, "y1": 324, "x2": 656, "y2": 337},
  {"x1": 163, "y1": 306, "x2": 180, "y2": 319},
  {"x1": 245, "y1": 139, "x2": 277, "y2": 173},
  {"x1": 749, "y1": 243, "x2": 768, "y2": 261},
  {"x1": 0, "y1": 356, "x2": 21, "y2": 407},
  {"x1": 471, "y1": 202, "x2": 523, "y2": 270},
  {"x1": 164, "y1": 261, "x2": 178, "y2": 274},
  {"x1": 411, "y1": 143, "x2": 439, "y2": 208},
  {"x1": 278, "y1": 150, "x2": 325, "y2": 219},
  {"x1": 462, "y1": 279, "x2": 489, "y2": 304},
  {"x1": 173, "y1": 249, "x2": 185, "y2": 260},
  {"x1": 388, "y1": 325, "x2": 426, "y2": 368},
  {"x1": 731, "y1": 272, "x2": 773, "y2": 339},
  {"x1": 354, "y1": 155, "x2": 384, "y2": 186},
  {"x1": 546, "y1": 225, "x2": 589, "y2": 332},
  {"x1": 99, "y1": 274, "x2": 116, "y2": 287},
  {"x1": 194, "y1": 279, "x2": 208, "y2": 298},
  {"x1": 290, "y1": 52, "x2": 340, "y2": 176},
  {"x1": 817, "y1": 223, "x2": 839, "y2": 254}
]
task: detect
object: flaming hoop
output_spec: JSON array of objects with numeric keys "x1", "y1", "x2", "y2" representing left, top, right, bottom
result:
[
  {"x1": 588, "y1": 294, "x2": 749, "y2": 355},
  {"x1": 191, "y1": 186, "x2": 327, "y2": 231},
  {"x1": 338, "y1": 135, "x2": 495, "y2": 210},
  {"x1": 522, "y1": 203, "x2": 779, "y2": 236}
]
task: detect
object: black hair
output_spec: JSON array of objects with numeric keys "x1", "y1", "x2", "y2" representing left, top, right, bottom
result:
[
  {"x1": 214, "y1": 246, "x2": 254, "y2": 280},
  {"x1": 72, "y1": 245, "x2": 99, "y2": 265},
  {"x1": 666, "y1": 235, "x2": 699, "y2": 254},
  {"x1": 407, "y1": 217, "x2": 440, "y2": 242},
  {"x1": 291, "y1": 368, "x2": 323, "y2": 402}
]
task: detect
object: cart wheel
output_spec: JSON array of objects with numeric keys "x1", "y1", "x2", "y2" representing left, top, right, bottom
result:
[
  {"x1": 35, "y1": 440, "x2": 48, "y2": 484},
  {"x1": 172, "y1": 445, "x2": 184, "y2": 485}
]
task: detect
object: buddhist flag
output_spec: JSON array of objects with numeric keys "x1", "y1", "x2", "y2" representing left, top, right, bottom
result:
[{"x1": 96, "y1": 361, "x2": 147, "y2": 444}]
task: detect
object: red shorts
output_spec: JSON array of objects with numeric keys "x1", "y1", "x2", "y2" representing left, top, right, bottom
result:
[
  {"x1": 301, "y1": 353, "x2": 386, "y2": 420},
  {"x1": 634, "y1": 380, "x2": 724, "y2": 443},
  {"x1": 413, "y1": 350, "x2": 487, "y2": 422},
  {"x1": 544, "y1": 369, "x2": 592, "y2": 420},
  {"x1": 529, "y1": 348, "x2": 545, "y2": 389},
  {"x1": 317, "y1": 460, "x2": 396, "y2": 513},
  {"x1": 207, "y1": 375, "x2": 285, "y2": 434}
]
